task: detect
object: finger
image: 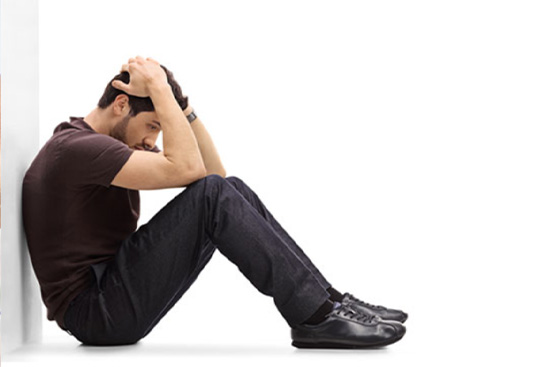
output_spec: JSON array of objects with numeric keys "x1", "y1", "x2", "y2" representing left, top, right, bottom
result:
[
  {"x1": 146, "y1": 57, "x2": 159, "y2": 64},
  {"x1": 128, "y1": 57, "x2": 136, "y2": 64},
  {"x1": 120, "y1": 63, "x2": 130, "y2": 73},
  {"x1": 135, "y1": 55, "x2": 145, "y2": 63},
  {"x1": 111, "y1": 80, "x2": 129, "y2": 92}
]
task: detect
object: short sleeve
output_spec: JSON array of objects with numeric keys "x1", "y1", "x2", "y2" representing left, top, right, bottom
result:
[{"x1": 59, "y1": 131, "x2": 134, "y2": 187}]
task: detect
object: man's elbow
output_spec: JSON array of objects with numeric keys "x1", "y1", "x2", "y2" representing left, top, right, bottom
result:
[
  {"x1": 192, "y1": 165, "x2": 209, "y2": 180},
  {"x1": 173, "y1": 163, "x2": 207, "y2": 186}
]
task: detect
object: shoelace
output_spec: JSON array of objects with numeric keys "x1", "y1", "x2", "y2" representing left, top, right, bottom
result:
[
  {"x1": 348, "y1": 293, "x2": 386, "y2": 310},
  {"x1": 336, "y1": 304, "x2": 377, "y2": 323}
]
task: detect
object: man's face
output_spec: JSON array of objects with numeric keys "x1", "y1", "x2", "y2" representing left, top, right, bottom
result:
[{"x1": 112, "y1": 111, "x2": 161, "y2": 151}]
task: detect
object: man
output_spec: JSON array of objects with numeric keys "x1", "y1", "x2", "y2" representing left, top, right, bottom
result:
[{"x1": 23, "y1": 56, "x2": 407, "y2": 349}]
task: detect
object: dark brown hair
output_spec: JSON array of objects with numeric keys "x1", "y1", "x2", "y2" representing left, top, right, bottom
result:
[{"x1": 97, "y1": 65, "x2": 188, "y2": 116}]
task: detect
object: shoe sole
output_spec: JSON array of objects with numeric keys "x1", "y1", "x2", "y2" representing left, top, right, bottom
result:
[{"x1": 291, "y1": 333, "x2": 405, "y2": 349}]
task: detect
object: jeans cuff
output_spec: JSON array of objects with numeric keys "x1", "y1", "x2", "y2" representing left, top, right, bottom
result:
[{"x1": 279, "y1": 281, "x2": 331, "y2": 327}]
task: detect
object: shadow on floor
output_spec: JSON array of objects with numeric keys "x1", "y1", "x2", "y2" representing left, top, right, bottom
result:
[{"x1": 7, "y1": 341, "x2": 392, "y2": 359}]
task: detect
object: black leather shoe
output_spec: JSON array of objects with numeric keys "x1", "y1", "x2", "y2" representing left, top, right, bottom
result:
[
  {"x1": 291, "y1": 303, "x2": 406, "y2": 349},
  {"x1": 342, "y1": 293, "x2": 408, "y2": 323}
]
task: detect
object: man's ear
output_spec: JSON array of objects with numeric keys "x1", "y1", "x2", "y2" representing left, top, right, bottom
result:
[{"x1": 113, "y1": 94, "x2": 130, "y2": 116}]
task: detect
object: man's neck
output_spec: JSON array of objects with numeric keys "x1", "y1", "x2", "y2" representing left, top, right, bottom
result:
[{"x1": 84, "y1": 108, "x2": 113, "y2": 136}]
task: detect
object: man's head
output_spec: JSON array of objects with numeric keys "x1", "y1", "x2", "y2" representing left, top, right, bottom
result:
[{"x1": 96, "y1": 65, "x2": 187, "y2": 150}]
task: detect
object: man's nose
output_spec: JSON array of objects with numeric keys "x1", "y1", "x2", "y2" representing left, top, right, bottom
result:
[{"x1": 143, "y1": 137, "x2": 156, "y2": 150}]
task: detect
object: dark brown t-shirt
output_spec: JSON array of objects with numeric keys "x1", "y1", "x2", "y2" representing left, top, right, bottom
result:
[{"x1": 22, "y1": 117, "x2": 139, "y2": 329}]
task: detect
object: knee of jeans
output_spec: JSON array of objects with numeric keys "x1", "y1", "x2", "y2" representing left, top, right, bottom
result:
[
  {"x1": 225, "y1": 175, "x2": 243, "y2": 186},
  {"x1": 205, "y1": 173, "x2": 226, "y2": 182},
  {"x1": 200, "y1": 174, "x2": 244, "y2": 206},
  {"x1": 180, "y1": 174, "x2": 222, "y2": 196},
  {"x1": 202, "y1": 173, "x2": 229, "y2": 191}
]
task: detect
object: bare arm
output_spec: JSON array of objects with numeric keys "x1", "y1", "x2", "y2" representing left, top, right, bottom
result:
[
  {"x1": 111, "y1": 56, "x2": 207, "y2": 190},
  {"x1": 186, "y1": 107, "x2": 226, "y2": 177}
]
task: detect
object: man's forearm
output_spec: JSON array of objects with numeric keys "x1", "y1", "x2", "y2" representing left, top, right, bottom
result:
[
  {"x1": 149, "y1": 84, "x2": 206, "y2": 174},
  {"x1": 189, "y1": 116, "x2": 226, "y2": 177}
]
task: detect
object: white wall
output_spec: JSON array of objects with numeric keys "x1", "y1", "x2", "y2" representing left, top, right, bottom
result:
[
  {"x1": 1, "y1": 0, "x2": 43, "y2": 354},
  {"x1": 9, "y1": 0, "x2": 550, "y2": 363}
]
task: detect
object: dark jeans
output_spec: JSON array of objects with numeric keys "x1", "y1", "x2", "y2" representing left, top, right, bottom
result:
[{"x1": 64, "y1": 174, "x2": 332, "y2": 345}]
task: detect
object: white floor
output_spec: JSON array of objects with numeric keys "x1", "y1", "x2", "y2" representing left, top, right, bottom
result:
[
  {"x1": 5, "y1": 314, "x2": 548, "y2": 367},
  {"x1": 4, "y1": 335, "x2": 415, "y2": 367},
  {"x1": 1, "y1": 315, "x2": 428, "y2": 367}
]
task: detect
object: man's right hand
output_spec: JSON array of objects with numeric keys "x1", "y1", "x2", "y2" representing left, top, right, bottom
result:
[{"x1": 111, "y1": 56, "x2": 168, "y2": 97}]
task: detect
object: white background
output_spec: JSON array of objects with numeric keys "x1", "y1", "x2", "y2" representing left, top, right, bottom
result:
[{"x1": 7, "y1": 0, "x2": 550, "y2": 365}]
